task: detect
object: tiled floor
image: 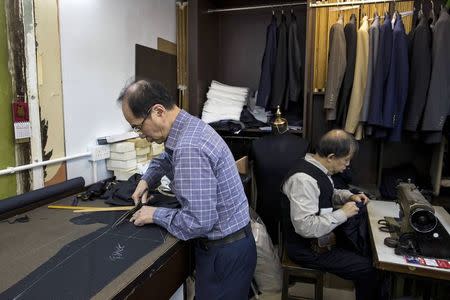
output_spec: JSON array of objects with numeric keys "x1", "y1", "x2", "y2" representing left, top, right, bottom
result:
[{"x1": 251, "y1": 282, "x2": 355, "y2": 300}]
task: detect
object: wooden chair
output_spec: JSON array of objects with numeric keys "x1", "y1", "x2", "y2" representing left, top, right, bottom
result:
[{"x1": 279, "y1": 224, "x2": 325, "y2": 300}]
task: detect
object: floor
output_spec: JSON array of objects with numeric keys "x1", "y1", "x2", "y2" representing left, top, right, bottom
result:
[{"x1": 251, "y1": 281, "x2": 355, "y2": 300}]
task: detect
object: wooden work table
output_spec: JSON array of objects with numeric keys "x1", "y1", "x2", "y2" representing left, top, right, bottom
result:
[{"x1": 0, "y1": 195, "x2": 190, "y2": 299}]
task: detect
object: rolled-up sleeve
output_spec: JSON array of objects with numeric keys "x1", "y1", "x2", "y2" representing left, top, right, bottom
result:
[
  {"x1": 282, "y1": 173, "x2": 347, "y2": 238},
  {"x1": 153, "y1": 145, "x2": 218, "y2": 241},
  {"x1": 332, "y1": 189, "x2": 354, "y2": 205}
]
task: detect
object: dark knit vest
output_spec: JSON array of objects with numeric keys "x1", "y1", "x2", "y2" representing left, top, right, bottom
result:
[{"x1": 281, "y1": 158, "x2": 334, "y2": 247}]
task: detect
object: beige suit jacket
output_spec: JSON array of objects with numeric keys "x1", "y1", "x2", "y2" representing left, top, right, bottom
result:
[{"x1": 345, "y1": 16, "x2": 369, "y2": 137}]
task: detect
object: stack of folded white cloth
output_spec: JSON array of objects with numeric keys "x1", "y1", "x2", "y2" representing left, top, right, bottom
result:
[{"x1": 201, "y1": 80, "x2": 249, "y2": 124}]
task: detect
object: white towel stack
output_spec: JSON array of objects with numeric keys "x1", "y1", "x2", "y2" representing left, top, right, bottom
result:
[
  {"x1": 201, "y1": 80, "x2": 249, "y2": 124},
  {"x1": 107, "y1": 138, "x2": 165, "y2": 181}
]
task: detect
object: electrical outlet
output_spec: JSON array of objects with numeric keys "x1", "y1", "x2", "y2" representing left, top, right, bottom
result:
[{"x1": 90, "y1": 145, "x2": 110, "y2": 161}]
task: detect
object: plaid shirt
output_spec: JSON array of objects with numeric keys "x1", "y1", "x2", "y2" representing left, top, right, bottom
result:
[{"x1": 142, "y1": 110, "x2": 249, "y2": 240}]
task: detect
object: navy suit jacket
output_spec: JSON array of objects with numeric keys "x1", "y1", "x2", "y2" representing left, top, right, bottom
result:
[
  {"x1": 367, "y1": 15, "x2": 393, "y2": 128},
  {"x1": 384, "y1": 17, "x2": 409, "y2": 142},
  {"x1": 256, "y1": 15, "x2": 278, "y2": 108},
  {"x1": 271, "y1": 14, "x2": 289, "y2": 110}
]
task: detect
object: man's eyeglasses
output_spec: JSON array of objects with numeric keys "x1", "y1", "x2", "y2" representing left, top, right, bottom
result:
[{"x1": 131, "y1": 107, "x2": 152, "y2": 132}]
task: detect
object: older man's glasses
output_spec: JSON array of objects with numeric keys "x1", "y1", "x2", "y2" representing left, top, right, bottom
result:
[{"x1": 131, "y1": 107, "x2": 152, "y2": 132}]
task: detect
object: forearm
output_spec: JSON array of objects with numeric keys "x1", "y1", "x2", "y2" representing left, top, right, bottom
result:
[{"x1": 332, "y1": 189, "x2": 354, "y2": 205}]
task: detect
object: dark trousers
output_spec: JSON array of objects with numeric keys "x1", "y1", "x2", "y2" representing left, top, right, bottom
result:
[
  {"x1": 288, "y1": 245, "x2": 378, "y2": 300},
  {"x1": 194, "y1": 230, "x2": 257, "y2": 300}
]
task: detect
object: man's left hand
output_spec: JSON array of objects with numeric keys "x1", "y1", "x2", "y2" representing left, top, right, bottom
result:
[
  {"x1": 349, "y1": 193, "x2": 369, "y2": 205},
  {"x1": 130, "y1": 206, "x2": 156, "y2": 226}
]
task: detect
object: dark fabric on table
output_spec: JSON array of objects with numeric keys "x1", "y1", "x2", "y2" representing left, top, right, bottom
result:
[{"x1": 0, "y1": 212, "x2": 168, "y2": 299}]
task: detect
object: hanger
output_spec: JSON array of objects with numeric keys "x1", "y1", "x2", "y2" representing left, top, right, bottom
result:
[{"x1": 430, "y1": 0, "x2": 437, "y2": 25}]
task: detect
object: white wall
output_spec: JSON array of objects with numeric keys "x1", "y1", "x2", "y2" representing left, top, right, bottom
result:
[{"x1": 59, "y1": 0, "x2": 176, "y2": 185}]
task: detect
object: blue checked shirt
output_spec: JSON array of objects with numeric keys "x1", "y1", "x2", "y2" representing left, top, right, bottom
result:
[{"x1": 142, "y1": 110, "x2": 250, "y2": 241}]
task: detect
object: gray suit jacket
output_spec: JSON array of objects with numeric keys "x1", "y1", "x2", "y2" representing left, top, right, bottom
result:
[
  {"x1": 324, "y1": 19, "x2": 346, "y2": 121},
  {"x1": 360, "y1": 17, "x2": 380, "y2": 124},
  {"x1": 403, "y1": 15, "x2": 432, "y2": 131},
  {"x1": 421, "y1": 9, "x2": 450, "y2": 139}
]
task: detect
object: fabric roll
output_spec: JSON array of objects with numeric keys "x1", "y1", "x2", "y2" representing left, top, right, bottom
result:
[
  {"x1": 324, "y1": 18, "x2": 346, "y2": 121},
  {"x1": 0, "y1": 177, "x2": 85, "y2": 215}
]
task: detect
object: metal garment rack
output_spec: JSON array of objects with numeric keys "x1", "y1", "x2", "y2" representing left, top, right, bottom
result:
[
  {"x1": 310, "y1": 0, "x2": 413, "y2": 8},
  {"x1": 207, "y1": 0, "x2": 412, "y2": 13},
  {"x1": 207, "y1": 2, "x2": 307, "y2": 13}
]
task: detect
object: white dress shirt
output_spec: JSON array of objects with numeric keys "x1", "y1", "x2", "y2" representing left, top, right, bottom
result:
[{"x1": 282, "y1": 154, "x2": 353, "y2": 238}]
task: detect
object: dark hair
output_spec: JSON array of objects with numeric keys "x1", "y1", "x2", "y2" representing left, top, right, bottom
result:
[
  {"x1": 117, "y1": 78, "x2": 175, "y2": 118},
  {"x1": 315, "y1": 129, "x2": 358, "y2": 158}
]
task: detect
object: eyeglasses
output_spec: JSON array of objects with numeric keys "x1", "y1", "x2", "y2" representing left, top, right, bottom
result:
[{"x1": 131, "y1": 107, "x2": 152, "y2": 132}]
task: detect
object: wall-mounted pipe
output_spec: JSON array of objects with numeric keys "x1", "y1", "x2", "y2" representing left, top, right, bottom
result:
[{"x1": 0, "y1": 152, "x2": 90, "y2": 176}]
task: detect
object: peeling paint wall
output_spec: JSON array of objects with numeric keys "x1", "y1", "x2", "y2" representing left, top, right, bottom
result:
[{"x1": 0, "y1": 0, "x2": 17, "y2": 198}]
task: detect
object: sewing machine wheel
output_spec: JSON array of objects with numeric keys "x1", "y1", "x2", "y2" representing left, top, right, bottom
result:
[{"x1": 410, "y1": 208, "x2": 437, "y2": 233}]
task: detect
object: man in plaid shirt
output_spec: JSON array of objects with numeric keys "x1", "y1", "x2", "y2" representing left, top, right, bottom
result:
[{"x1": 119, "y1": 79, "x2": 256, "y2": 299}]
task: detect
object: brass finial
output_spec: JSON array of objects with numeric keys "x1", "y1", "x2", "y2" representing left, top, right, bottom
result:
[{"x1": 271, "y1": 105, "x2": 288, "y2": 134}]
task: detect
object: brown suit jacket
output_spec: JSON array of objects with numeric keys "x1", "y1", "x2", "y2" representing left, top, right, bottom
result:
[{"x1": 324, "y1": 19, "x2": 346, "y2": 121}]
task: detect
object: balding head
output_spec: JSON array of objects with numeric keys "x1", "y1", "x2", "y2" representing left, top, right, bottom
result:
[
  {"x1": 315, "y1": 129, "x2": 358, "y2": 158},
  {"x1": 117, "y1": 78, "x2": 175, "y2": 118}
]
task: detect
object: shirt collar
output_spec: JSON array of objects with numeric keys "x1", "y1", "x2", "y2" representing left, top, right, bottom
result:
[
  {"x1": 305, "y1": 153, "x2": 332, "y2": 176},
  {"x1": 165, "y1": 109, "x2": 189, "y2": 151}
]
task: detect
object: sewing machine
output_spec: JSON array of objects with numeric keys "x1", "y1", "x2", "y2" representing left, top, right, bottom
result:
[{"x1": 382, "y1": 182, "x2": 450, "y2": 259}]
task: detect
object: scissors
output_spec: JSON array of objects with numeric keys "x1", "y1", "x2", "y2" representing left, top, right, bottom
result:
[
  {"x1": 111, "y1": 200, "x2": 143, "y2": 229},
  {"x1": 378, "y1": 219, "x2": 396, "y2": 233}
]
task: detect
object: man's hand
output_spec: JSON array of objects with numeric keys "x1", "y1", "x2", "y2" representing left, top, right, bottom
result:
[
  {"x1": 129, "y1": 206, "x2": 156, "y2": 226},
  {"x1": 349, "y1": 193, "x2": 369, "y2": 205},
  {"x1": 132, "y1": 180, "x2": 149, "y2": 205},
  {"x1": 341, "y1": 201, "x2": 359, "y2": 218}
]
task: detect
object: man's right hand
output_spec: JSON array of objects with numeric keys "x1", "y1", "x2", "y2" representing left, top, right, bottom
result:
[
  {"x1": 132, "y1": 180, "x2": 149, "y2": 205},
  {"x1": 341, "y1": 201, "x2": 359, "y2": 218}
]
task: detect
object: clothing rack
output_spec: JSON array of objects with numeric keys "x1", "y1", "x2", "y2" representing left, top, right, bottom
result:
[
  {"x1": 206, "y1": 2, "x2": 307, "y2": 13},
  {"x1": 207, "y1": 0, "x2": 414, "y2": 13},
  {"x1": 309, "y1": 0, "x2": 411, "y2": 8}
]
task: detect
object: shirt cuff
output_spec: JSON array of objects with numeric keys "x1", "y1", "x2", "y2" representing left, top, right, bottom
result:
[
  {"x1": 153, "y1": 207, "x2": 175, "y2": 228},
  {"x1": 142, "y1": 172, "x2": 159, "y2": 188},
  {"x1": 332, "y1": 209, "x2": 347, "y2": 224},
  {"x1": 341, "y1": 190, "x2": 354, "y2": 201}
]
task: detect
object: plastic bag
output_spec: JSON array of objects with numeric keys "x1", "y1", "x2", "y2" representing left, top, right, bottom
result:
[{"x1": 250, "y1": 209, "x2": 282, "y2": 293}]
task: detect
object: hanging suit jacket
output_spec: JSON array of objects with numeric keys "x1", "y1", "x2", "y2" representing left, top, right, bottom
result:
[
  {"x1": 383, "y1": 16, "x2": 409, "y2": 142},
  {"x1": 367, "y1": 15, "x2": 393, "y2": 129},
  {"x1": 421, "y1": 8, "x2": 450, "y2": 143},
  {"x1": 345, "y1": 16, "x2": 369, "y2": 137},
  {"x1": 336, "y1": 15, "x2": 357, "y2": 127},
  {"x1": 403, "y1": 14, "x2": 432, "y2": 132},
  {"x1": 324, "y1": 18, "x2": 346, "y2": 121},
  {"x1": 271, "y1": 14, "x2": 288, "y2": 110},
  {"x1": 358, "y1": 16, "x2": 380, "y2": 138},
  {"x1": 256, "y1": 15, "x2": 278, "y2": 108},
  {"x1": 286, "y1": 13, "x2": 303, "y2": 110}
]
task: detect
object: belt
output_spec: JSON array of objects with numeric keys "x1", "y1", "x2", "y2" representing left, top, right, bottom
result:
[{"x1": 195, "y1": 223, "x2": 251, "y2": 251}]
